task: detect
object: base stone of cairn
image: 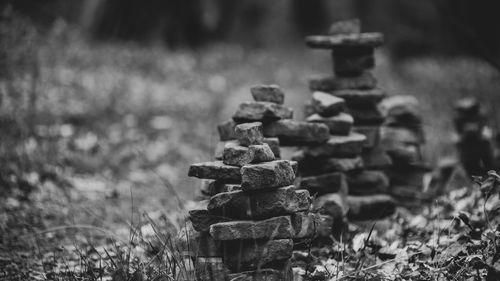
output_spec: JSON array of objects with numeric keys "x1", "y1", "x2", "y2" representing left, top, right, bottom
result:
[
  {"x1": 183, "y1": 87, "x2": 325, "y2": 280},
  {"x1": 299, "y1": 19, "x2": 395, "y2": 224}
]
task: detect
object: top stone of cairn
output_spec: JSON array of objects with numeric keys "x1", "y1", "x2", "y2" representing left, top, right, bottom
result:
[
  {"x1": 305, "y1": 19, "x2": 383, "y2": 49},
  {"x1": 251, "y1": 84, "x2": 285, "y2": 105}
]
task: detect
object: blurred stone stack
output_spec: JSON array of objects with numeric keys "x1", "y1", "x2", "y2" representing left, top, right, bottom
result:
[
  {"x1": 299, "y1": 19, "x2": 395, "y2": 222},
  {"x1": 379, "y1": 95, "x2": 431, "y2": 207},
  {"x1": 183, "y1": 88, "x2": 326, "y2": 280}
]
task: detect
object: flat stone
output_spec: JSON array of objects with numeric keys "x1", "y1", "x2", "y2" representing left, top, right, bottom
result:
[
  {"x1": 194, "y1": 257, "x2": 228, "y2": 281},
  {"x1": 263, "y1": 120, "x2": 330, "y2": 145},
  {"x1": 241, "y1": 160, "x2": 295, "y2": 191},
  {"x1": 208, "y1": 187, "x2": 311, "y2": 220},
  {"x1": 328, "y1": 19, "x2": 361, "y2": 35},
  {"x1": 263, "y1": 137, "x2": 281, "y2": 158},
  {"x1": 329, "y1": 88, "x2": 386, "y2": 107},
  {"x1": 218, "y1": 119, "x2": 237, "y2": 141},
  {"x1": 348, "y1": 106, "x2": 385, "y2": 125},
  {"x1": 386, "y1": 144, "x2": 422, "y2": 165},
  {"x1": 235, "y1": 122, "x2": 264, "y2": 146},
  {"x1": 200, "y1": 179, "x2": 241, "y2": 196},
  {"x1": 303, "y1": 133, "x2": 366, "y2": 158},
  {"x1": 177, "y1": 223, "x2": 222, "y2": 257},
  {"x1": 386, "y1": 163, "x2": 431, "y2": 187},
  {"x1": 346, "y1": 170, "x2": 389, "y2": 196},
  {"x1": 381, "y1": 126, "x2": 423, "y2": 146},
  {"x1": 292, "y1": 151, "x2": 363, "y2": 176},
  {"x1": 311, "y1": 91, "x2": 345, "y2": 117},
  {"x1": 209, "y1": 216, "x2": 294, "y2": 240},
  {"x1": 291, "y1": 212, "x2": 321, "y2": 239},
  {"x1": 233, "y1": 102, "x2": 293, "y2": 123},
  {"x1": 188, "y1": 161, "x2": 241, "y2": 182},
  {"x1": 223, "y1": 143, "x2": 254, "y2": 167},
  {"x1": 353, "y1": 126, "x2": 380, "y2": 148},
  {"x1": 379, "y1": 95, "x2": 422, "y2": 128},
  {"x1": 361, "y1": 146, "x2": 392, "y2": 169},
  {"x1": 227, "y1": 268, "x2": 292, "y2": 281},
  {"x1": 309, "y1": 72, "x2": 377, "y2": 92},
  {"x1": 305, "y1": 32, "x2": 384, "y2": 49},
  {"x1": 454, "y1": 96, "x2": 481, "y2": 117},
  {"x1": 333, "y1": 46, "x2": 375, "y2": 76},
  {"x1": 306, "y1": 112, "x2": 353, "y2": 136},
  {"x1": 250, "y1": 143, "x2": 275, "y2": 163},
  {"x1": 299, "y1": 172, "x2": 347, "y2": 195},
  {"x1": 223, "y1": 239, "x2": 293, "y2": 271},
  {"x1": 347, "y1": 195, "x2": 396, "y2": 221},
  {"x1": 250, "y1": 84, "x2": 285, "y2": 104},
  {"x1": 189, "y1": 210, "x2": 232, "y2": 232}
]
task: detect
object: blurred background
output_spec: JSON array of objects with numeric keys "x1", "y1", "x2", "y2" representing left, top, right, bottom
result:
[{"x1": 1, "y1": 0, "x2": 500, "y2": 247}]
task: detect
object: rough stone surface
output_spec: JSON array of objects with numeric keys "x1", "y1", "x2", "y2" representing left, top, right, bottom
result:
[
  {"x1": 263, "y1": 120, "x2": 330, "y2": 145},
  {"x1": 263, "y1": 137, "x2": 281, "y2": 158},
  {"x1": 250, "y1": 84, "x2": 285, "y2": 104},
  {"x1": 300, "y1": 172, "x2": 347, "y2": 195},
  {"x1": 347, "y1": 195, "x2": 396, "y2": 220},
  {"x1": 189, "y1": 210, "x2": 232, "y2": 232},
  {"x1": 200, "y1": 179, "x2": 241, "y2": 196},
  {"x1": 309, "y1": 72, "x2": 377, "y2": 92},
  {"x1": 348, "y1": 106, "x2": 385, "y2": 125},
  {"x1": 223, "y1": 143, "x2": 254, "y2": 167},
  {"x1": 328, "y1": 19, "x2": 361, "y2": 35},
  {"x1": 208, "y1": 186, "x2": 311, "y2": 220},
  {"x1": 293, "y1": 151, "x2": 363, "y2": 176},
  {"x1": 194, "y1": 257, "x2": 228, "y2": 281},
  {"x1": 291, "y1": 212, "x2": 321, "y2": 239},
  {"x1": 241, "y1": 160, "x2": 295, "y2": 192},
  {"x1": 311, "y1": 91, "x2": 345, "y2": 117},
  {"x1": 333, "y1": 46, "x2": 375, "y2": 76},
  {"x1": 353, "y1": 126, "x2": 380, "y2": 148},
  {"x1": 303, "y1": 133, "x2": 366, "y2": 158},
  {"x1": 306, "y1": 112, "x2": 353, "y2": 136},
  {"x1": 329, "y1": 88, "x2": 386, "y2": 107},
  {"x1": 227, "y1": 268, "x2": 292, "y2": 281},
  {"x1": 218, "y1": 119, "x2": 237, "y2": 141},
  {"x1": 188, "y1": 161, "x2": 241, "y2": 182},
  {"x1": 233, "y1": 102, "x2": 293, "y2": 123},
  {"x1": 250, "y1": 143, "x2": 275, "y2": 163},
  {"x1": 346, "y1": 170, "x2": 389, "y2": 196},
  {"x1": 235, "y1": 122, "x2": 264, "y2": 146},
  {"x1": 177, "y1": 223, "x2": 222, "y2": 257},
  {"x1": 223, "y1": 239, "x2": 293, "y2": 271},
  {"x1": 305, "y1": 33, "x2": 384, "y2": 49},
  {"x1": 209, "y1": 216, "x2": 294, "y2": 240}
]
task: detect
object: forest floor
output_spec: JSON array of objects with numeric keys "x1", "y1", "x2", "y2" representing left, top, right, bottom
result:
[{"x1": 1, "y1": 22, "x2": 500, "y2": 280}]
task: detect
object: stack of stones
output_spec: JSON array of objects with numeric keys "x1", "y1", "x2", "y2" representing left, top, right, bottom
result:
[
  {"x1": 452, "y1": 97, "x2": 494, "y2": 177},
  {"x1": 184, "y1": 87, "x2": 326, "y2": 281},
  {"x1": 298, "y1": 19, "x2": 395, "y2": 222}
]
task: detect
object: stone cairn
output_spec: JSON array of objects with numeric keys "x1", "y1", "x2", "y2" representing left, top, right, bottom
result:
[
  {"x1": 183, "y1": 86, "x2": 331, "y2": 281},
  {"x1": 296, "y1": 19, "x2": 395, "y2": 223}
]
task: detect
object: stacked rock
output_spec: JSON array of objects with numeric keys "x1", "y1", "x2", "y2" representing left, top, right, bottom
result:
[
  {"x1": 379, "y1": 95, "x2": 431, "y2": 207},
  {"x1": 300, "y1": 19, "x2": 395, "y2": 222},
  {"x1": 185, "y1": 88, "x2": 323, "y2": 280}
]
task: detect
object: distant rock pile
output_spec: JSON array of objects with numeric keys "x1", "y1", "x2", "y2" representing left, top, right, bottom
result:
[
  {"x1": 183, "y1": 87, "x2": 329, "y2": 280},
  {"x1": 298, "y1": 19, "x2": 395, "y2": 223}
]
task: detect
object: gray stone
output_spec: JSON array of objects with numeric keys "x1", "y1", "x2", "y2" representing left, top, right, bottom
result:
[
  {"x1": 223, "y1": 239, "x2": 293, "y2": 271},
  {"x1": 188, "y1": 161, "x2": 241, "y2": 182},
  {"x1": 361, "y1": 146, "x2": 392, "y2": 169},
  {"x1": 263, "y1": 120, "x2": 330, "y2": 145},
  {"x1": 305, "y1": 33, "x2": 384, "y2": 49},
  {"x1": 346, "y1": 170, "x2": 389, "y2": 196},
  {"x1": 233, "y1": 102, "x2": 293, "y2": 123},
  {"x1": 177, "y1": 223, "x2": 222, "y2": 257},
  {"x1": 235, "y1": 122, "x2": 264, "y2": 146},
  {"x1": 241, "y1": 160, "x2": 295, "y2": 192},
  {"x1": 223, "y1": 143, "x2": 254, "y2": 167},
  {"x1": 312, "y1": 193, "x2": 347, "y2": 233},
  {"x1": 189, "y1": 210, "x2": 232, "y2": 232},
  {"x1": 303, "y1": 100, "x2": 316, "y2": 117},
  {"x1": 353, "y1": 126, "x2": 380, "y2": 148},
  {"x1": 333, "y1": 46, "x2": 375, "y2": 76},
  {"x1": 309, "y1": 72, "x2": 377, "y2": 92},
  {"x1": 293, "y1": 151, "x2": 363, "y2": 176},
  {"x1": 218, "y1": 119, "x2": 237, "y2": 141},
  {"x1": 200, "y1": 179, "x2": 241, "y2": 196},
  {"x1": 316, "y1": 214, "x2": 334, "y2": 238},
  {"x1": 346, "y1": 195, "x2": 396, "y2": 220},
  {"x1": 303, "y1": 133, "x2": 366, "y2": 158},
  {"x1": 194, "y1": 257, "x2": 228, "y2": 281},
  {"x1": 329, "y1": 88, "x2": 386, "y2": 107},
  {"x1": 300, "y1": 172, "x2": 347, "y2": 195},
  {"x1": 328, "y1": 19, "x2": 361, "y2": 35},
  {"x1": 306, "y1": 112, "x2": 353, "y2": 136},
  {"x1": 250, "y1": 84, "x2": 285, "y2": 104},
  {"x1": 207, "y1": 186, "x2": 311, "y2": 220},
  {"x1": 348, "y1": 106, "x2": 385, "y2": 125},
  {"x1": 209, "y1": 216, "x2": 294, "y2": 240},
  {"x1": 250, "y1": 143, "x2": 275, "y2": 163},
  {"x1": 312, "y1": 91, "x2": 345, "y2": 117},
  {"x1": 227, "y1": 268, "x2": 292, "y2": 281},
  {"x1": 379, "y1": 95, "x2": 422, "y2": 128},
  {"x1": 263, "y1": 137, "x2": 281, "y2": 158},
  {"x1": 291, "y1": 212, "x2": 321, "y2": 239},
  {"x1": 214, "y1": 141, "x2": 226, "y2": 160}
]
